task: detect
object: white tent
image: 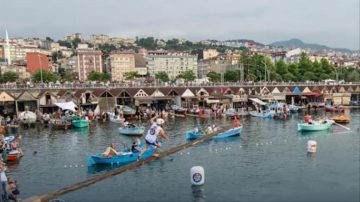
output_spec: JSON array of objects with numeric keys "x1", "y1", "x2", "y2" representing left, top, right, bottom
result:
[
  {"x1": 55, "y1": 101, "x2": 77, "y2": 112},
  {"x1": 249, "y1": 98, "x2": 267, "y2": 105}
]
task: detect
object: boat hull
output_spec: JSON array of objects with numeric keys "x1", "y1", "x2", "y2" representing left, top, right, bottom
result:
[
  {"x1": 118, "y1": 127, "x2": 145, "y2": 136},
  {"x1": 249, "y1": 111, "x2": 273, "y2": 118},
  {"x1": 325, "y1": 107, "x2": 345, "y2": 113},
  {"x1": 87, "y1": 146, "x2": 155, "y2": 166},
  {"x1": 72, "y1": 120, "x2": 89, "y2": 128},
  {"x1": 186, "y1": 126, "x2": 242, "y2": 140},
  {"x1": 297, "y1": 122, "x2": 332, "y2": 132},
  {"x1": 6, "y1": 150, "x2": 23, "y2": 162},
  {"x1": 52, "y1": 123, "x2": 72, "y2": 130}
]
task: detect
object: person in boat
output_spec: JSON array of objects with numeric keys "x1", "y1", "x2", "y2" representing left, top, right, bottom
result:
[
  {"x1": 234, "y1": 116, "x2": 240, "y2": 128},
  {"x1": 10, "y1": 139, "x2": 23, "y2": 156},
  {"x1": 131, "y1": 138, "x2": 141, "y2": 153},
  {"x1": 138, "y1": 114, "x2": 169, "y2": 159},
  {"x1": 102, "y1": 143, "x2": 120, "y2": 158}
]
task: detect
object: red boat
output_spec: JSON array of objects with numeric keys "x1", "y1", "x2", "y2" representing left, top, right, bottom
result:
[
  {"x1": 325, "y1": 105, "x2": 345, "y2": 113},
  {"x1": 6, "y1": 150, "x2": 23, "y2": 162}
]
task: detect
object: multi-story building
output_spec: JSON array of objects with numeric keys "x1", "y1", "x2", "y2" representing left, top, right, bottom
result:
[
  {"x1": 26, "y1": 52, "x2": 51, "y2": 74},
  {"x1": 77, "y1": 49, "x2": 102, "y2": 81},
  {"x1": 109, "y1": 51, "x2": 135, "y2": 81},
  {"x1": 147, "y1": 51, "x2": 198, "y2": 80},
  {"x1": 0, "y1": 65, "x2": 30, "y2": 80},
  {"x1": 134, "y1": 53, "x2": 147, "y2": 76},
  {"x1": 90, "y1": 34, "x2": 109, "y2": 45},
  {"x1": 197, "y1": 60, "x2": 211, "y2": 79},
  {"x1": 65, "y1": 33, "x2": 83, "y2": 42},
  {"x1": 202, "y1": 49, "x2": 219, "y2": 60}
]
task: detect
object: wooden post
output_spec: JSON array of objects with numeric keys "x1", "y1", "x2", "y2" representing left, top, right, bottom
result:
[{"x1": 25, "y1": 127, "x2": 231, "y2": 202}]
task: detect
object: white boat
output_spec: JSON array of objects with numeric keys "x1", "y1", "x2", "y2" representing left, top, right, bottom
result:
[
  {"x1": 18, "y1": 111, "x2": 37, "y2": 125},
  {"x1": 107, "y1": 112, "x2": 125, "y2": 124}
]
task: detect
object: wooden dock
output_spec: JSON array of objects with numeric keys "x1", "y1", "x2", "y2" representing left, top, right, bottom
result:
[{"x1": 25, "y1": 127, "x2": 230, "y2": 202}]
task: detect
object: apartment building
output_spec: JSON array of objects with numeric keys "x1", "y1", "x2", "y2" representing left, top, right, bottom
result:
[
  {"x1": 109, "y1": 51, "x2": 135, "y2": 81},
  {"x1": 77, "y1": 49, "x2": 102, "y2": 81},
  {"x1": 147, "y1": 51, "x2": 197, "y2": 80}
]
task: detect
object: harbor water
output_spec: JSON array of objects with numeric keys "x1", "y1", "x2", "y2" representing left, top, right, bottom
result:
[{"x1": 8, "y1": 109, "x2": 360, "y2": 201}]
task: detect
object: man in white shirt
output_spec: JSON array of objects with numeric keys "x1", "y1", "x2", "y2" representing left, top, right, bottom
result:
[{"x1": 138, "y1": 114, "x2": 169, "y2": 159}]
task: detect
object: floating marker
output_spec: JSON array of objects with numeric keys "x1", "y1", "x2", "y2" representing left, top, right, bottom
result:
[
  {"x1": 191, "y1": 166, "x2": 205, "y2": 186},
  {"x1": 307, "y1": 140, "x2": 317, "y2": 153}
]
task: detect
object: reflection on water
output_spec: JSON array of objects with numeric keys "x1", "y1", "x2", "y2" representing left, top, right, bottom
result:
[
  {"x1": 72, "y1": 127, "x2": 90, "y2": 135},
  {"x1": 297, "y1": 129, "x2": 331, "y2": 137},
  {"x1": 192, "y1": 185, "x2": 205, "y2": 202}
]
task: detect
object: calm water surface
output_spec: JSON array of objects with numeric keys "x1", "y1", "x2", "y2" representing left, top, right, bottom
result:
[{"x1": 8, "y1": 109, "x2": 360, "y2": 202}]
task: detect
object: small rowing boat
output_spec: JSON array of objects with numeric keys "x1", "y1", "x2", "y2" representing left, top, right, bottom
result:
[
  {"x1": 118, "y1": 125, "x2": 145, "y2": 136},
  {"x1": 87, "y1": 144, "x2": 155, "y2": 166},
  {"x1": 331, "y1": 115, "x2": 350, "y2": 124},
  {"x1": 249, "y1": 111, "x2": 273, "y2": 118},
  {"x1": 297, "y1": 120, "x2": 332, "y2": 132},
  {"x1": 325, "y1": 105, "x2": 345, "y2": 113},
  {"x1": 185, "y1": 126, "x2": 242, "y2": 140}
]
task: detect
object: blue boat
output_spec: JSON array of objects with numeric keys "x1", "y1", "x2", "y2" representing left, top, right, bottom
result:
[
  {"x1": 249, "y1": 111, "x2": 273, "y2": 118},
  {"x1": 123, "y1": 106, "x2": 136, "y2": 115},
  {"x1": 87, "y1": 144, "x2": 155, "y2": 166},
  {"x1": 118, "y1": 126, "x2": 145, "y2": 136},
  {"x1": 185, "y1": 126, "x2": 242, "y2": 140}
]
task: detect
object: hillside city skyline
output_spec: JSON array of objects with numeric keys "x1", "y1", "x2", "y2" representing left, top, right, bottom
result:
[
  {"x1": 1, "y1": 32, "x2": 358, "y2": 52},
  {"x1": 0, "y1": 0, "x2": 358, "y2": 50}
]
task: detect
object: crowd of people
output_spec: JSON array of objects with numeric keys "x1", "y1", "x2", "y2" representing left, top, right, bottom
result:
[{"x1": 0, "y1": 134, "x2": 21, "y2": 202}]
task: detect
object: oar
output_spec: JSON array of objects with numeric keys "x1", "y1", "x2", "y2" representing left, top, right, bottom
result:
[{"x1": 332, "y1": 121, "x2": 351, "y2": 131}]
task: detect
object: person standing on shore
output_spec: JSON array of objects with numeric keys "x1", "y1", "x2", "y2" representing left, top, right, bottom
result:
[{"x1": 0, "y1": 159, "x2": 8, "y2": 202}]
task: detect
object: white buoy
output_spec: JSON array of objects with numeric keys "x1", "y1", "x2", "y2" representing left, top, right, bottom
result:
[
  {"x1": 307, "y1": 140, "x2": 317, "y2": 153},
  {"x1": 191, "y1": 166, "x2": 205, "y2": 186}
]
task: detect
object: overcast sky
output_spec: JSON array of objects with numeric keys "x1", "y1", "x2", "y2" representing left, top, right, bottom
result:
[{"x1": 0, "y1": 0, "x2": 359, "y2": 50}]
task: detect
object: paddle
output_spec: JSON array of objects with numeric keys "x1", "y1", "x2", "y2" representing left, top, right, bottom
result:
[
  {"x1": 332, "y1": 121, "x2": 351, "y2": 131},
  {"x1": 325, "y1": 118, "x2": 351, "y2": 131}
]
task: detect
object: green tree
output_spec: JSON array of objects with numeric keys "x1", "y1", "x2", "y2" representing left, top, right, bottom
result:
[
  {"x1": 298, "y1": 52, "x2": 313, "y2": 80},
  {"x1": 32, "y1": 70, "x2": 59, "y2": 82},
  {"x1": 58, "y1": 40, "x2": 72, "y2": 48},
  {"x1": 206, "y1": 71, "x2": 221, "y2": 82},
  {"x1": 288, "y1": 63, "x2": 299, "y2": 80},
  {"x1": 2, "y1": 72, "x2": 19, "y2": 83},
  {"x1": 281, "y1": 72, "x2": 295, "y2": 81},
  {"x1": 275, "y1": 60, "x2": 288, "y2": 76},
  {"x1": 303, "y1": 72, "x2": 317, "y2": 81},
  {"x1": 71, "y1": 38, "x2": 82, "y2": 49},
  {"x1": 155, "y1": 71, "x2": 170, "y2": 82},
  {"x1": 88, "y1": 71, "x2": 103, "y2": 81},
  {"x1": 179, "y1": 70, "x2": 196, "y2": 81},
  {"x1": 123, "y1": 71, "x2": 140, "y2": 80},
  {"x1": 224, "y1": 70, "x2": 239, "y2": 82},
  {"x1": 136, "y1": 37, "x2": 158, "y2": 49},
  {"x1": 51, "y1": 51, "x2": 64, "y2": 63},
  {"x1": 102, "y1": 73, "x2": 111, "y2": 81}
]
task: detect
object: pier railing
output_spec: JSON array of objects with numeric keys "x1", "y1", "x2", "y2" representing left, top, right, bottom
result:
[{"x1": 1, "y1": 81, "x2": 359, "y2": 90}]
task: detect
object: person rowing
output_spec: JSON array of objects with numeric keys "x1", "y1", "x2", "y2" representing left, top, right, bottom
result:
[{"x1": 138, "y1": 114, "x2": 169, "y2": 160}]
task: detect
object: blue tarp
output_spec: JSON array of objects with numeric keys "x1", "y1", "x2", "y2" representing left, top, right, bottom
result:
[{"x1": 292, "y1": 87, "x2": 301, "y2": 94}]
